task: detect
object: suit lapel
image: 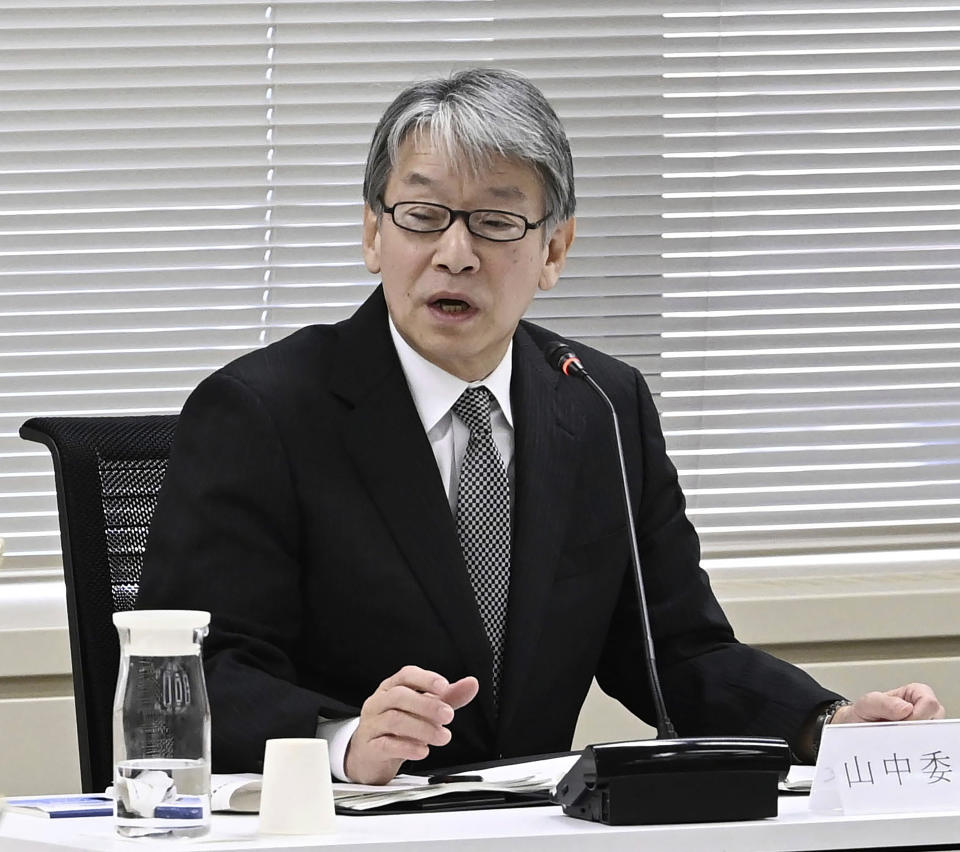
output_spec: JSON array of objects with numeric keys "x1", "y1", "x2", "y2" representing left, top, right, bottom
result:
[
  {"x1": 329, "y1": 289, "x2": 496, "y2": 727},
  {"x1": 497, "y1": 325, "x2": 583, "y2": 740}
]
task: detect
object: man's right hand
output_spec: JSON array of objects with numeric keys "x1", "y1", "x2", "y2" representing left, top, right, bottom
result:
[{"x1": 343, "y1": 665, "x2": 480, "y2": 785}]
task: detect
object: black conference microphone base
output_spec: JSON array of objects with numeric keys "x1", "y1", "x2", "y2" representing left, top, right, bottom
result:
[{"x1": 554, "y1": 737, "x2": 791, "y2": 825}]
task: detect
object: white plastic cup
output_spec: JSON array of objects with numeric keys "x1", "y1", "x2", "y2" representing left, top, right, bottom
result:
[{"x1": 258, "y1": 738, "x2": 337, "y2": 835}]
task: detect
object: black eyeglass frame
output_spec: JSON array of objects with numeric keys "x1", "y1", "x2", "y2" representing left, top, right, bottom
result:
[{"x1": 379, "y1": 199, "x2": 551, "y2": 243}]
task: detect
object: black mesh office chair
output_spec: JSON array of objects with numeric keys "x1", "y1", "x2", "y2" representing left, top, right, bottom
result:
[{"x1": 19, "y1": 415, "x2": 179, "y2": 793}]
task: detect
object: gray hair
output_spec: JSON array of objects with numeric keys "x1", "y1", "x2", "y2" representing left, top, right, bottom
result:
[{"x1": 362, "y1": 68, "x2": 576, "y2": 230}]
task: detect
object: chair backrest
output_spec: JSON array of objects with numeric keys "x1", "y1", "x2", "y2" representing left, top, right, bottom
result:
[{"x1": 19, "y1": 415, "x2": 179, "y2": 793}]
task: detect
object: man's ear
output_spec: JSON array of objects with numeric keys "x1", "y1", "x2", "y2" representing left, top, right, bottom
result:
[
  {"x1": 538, "y1": 217, "x2": 576, "y2": 292},
  {"x1": 362, "y1": 204, "x2": 382, "y2": 274}
]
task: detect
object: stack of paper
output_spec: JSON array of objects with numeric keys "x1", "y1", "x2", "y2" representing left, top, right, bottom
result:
[{"x1": 211, "y1": 754, "x2": 579, "y2": 814}]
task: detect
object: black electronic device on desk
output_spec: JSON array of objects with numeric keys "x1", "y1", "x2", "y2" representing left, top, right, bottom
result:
[
  {"x1": 544, "y1": 341, "x2": 792, "y2": 826},
  {"x1": 554, "y1": 737, "x2": 790, "y2": 825}
]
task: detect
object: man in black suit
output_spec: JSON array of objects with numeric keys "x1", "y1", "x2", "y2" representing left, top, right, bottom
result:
[{"x1": 139, "y1": 68, "x2": 943, "y2": 785}]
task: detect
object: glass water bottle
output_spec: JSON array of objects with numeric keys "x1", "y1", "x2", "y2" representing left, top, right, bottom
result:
[{"x1": 112, "y1": 610, "x2": 211, "y2": 838}]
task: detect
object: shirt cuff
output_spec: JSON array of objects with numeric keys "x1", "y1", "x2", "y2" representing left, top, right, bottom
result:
[{"x1": 316, "y1": 716, "x2": 361, "y2": 782}]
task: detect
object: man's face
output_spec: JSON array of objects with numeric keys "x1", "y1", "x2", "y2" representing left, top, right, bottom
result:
[{"x1": 363, "y1": 133, "x2": 575, "y2": 381}]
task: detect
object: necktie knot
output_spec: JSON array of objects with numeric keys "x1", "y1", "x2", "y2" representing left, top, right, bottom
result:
[{"x1": 453, "y1": 386, "x2": 494, "y2": 436}]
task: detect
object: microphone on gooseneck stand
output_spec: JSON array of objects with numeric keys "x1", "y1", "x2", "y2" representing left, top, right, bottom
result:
[
  {"x1": 543, "y1": 342, "x2": 676, "y2": 741},
  {"x1": 543, "y1": 340, "x2": 791, "y2": 826}
]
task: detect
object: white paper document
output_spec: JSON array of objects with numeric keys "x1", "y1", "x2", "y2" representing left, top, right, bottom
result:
[{"x1": 211, "y1": 754, "x2": 579, "y2": 814}]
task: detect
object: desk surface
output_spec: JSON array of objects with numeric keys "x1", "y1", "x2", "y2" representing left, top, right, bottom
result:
[{"x1": 2, "y1": 797, "x2": 960, "y2": 852}]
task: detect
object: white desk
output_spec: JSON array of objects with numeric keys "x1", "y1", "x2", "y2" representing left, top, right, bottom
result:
[{"x1": 2, "y1": 798, "x2": 960, "y2": 852}]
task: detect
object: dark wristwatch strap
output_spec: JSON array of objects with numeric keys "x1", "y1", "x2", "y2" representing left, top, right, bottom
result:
[{"x1": 812, "y1": 698, "x2": 854, "y2": 758}]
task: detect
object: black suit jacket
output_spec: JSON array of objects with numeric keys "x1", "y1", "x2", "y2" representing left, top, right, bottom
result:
[{"x1": 139, "y1": 287, "x2": 838, "y2": 772}]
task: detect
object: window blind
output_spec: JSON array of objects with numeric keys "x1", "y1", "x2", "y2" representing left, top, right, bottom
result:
[
  {"x1": 656, "y1": 1, "x2": 960, "y2": 565},
  {"x1": 3, "y1": 1, "x2": 282, "y2": 574},
  {"x1": 1, "y1": 1, "x2": 955, "y2": 580},
  {"x1": 0, "y1": 1, "x2": 659, "y2": 576}
]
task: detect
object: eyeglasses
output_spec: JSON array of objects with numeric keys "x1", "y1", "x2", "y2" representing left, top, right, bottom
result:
[{"x1": 380, "y1": 199, "x2": 551, "y2": 243}]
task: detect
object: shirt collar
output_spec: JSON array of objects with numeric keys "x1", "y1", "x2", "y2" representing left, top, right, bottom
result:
[{"x1": 388, "y1": 315, "x2": 514, "y2": 433}]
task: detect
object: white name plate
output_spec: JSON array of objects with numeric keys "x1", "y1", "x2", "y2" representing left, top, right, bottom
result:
[{"x1": 809, "y1": 718, "x2": 960, "y2": 815}]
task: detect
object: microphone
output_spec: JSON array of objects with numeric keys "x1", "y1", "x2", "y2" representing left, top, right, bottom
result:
[
  {"x1": 543, "y1": 343, "x2": 675, "y2": 739},
  {"x1": 544, "y1": 340, "x2": 790, "y2": 826},
  {"x1": 544, "y1": 341, "x2": 587, "y2": 379}
]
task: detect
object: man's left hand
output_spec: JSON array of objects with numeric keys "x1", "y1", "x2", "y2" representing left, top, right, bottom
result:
[{"x1": 832, "y1": 683, "x2": 945, "y2": 724}]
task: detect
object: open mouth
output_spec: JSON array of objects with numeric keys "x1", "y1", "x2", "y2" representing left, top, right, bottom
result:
[{"x1": 431, "y1": 298, "x2": 472, "y2": 314}]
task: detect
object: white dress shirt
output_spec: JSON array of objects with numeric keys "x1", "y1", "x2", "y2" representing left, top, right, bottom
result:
[{"x1": 318, "y1": 316, "x2": 516, "y2": 780}]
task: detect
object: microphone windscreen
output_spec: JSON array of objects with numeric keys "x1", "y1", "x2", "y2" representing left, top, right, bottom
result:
[{"x1": 544, "y1": 340, "x2": 577, "y2": 373}]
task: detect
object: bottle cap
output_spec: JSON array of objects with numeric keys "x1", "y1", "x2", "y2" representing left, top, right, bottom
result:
[{"x1": 113, "y1": 610, "x2": 210, "y2": 656}]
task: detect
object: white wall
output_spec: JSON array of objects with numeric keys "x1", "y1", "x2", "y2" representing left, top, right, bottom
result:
[{"x1": 0, "y1": 582, "x2": 79, "y2": 795}]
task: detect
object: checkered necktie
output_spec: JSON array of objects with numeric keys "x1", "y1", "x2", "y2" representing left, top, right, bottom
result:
[{"x1": 453, "y1": 386, "x2": 511, "y2": 709}]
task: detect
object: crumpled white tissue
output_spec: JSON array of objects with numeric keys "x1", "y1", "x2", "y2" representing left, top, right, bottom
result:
[{"x1": 113, "y1": 769, "x2": 175, "y2": 818}]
